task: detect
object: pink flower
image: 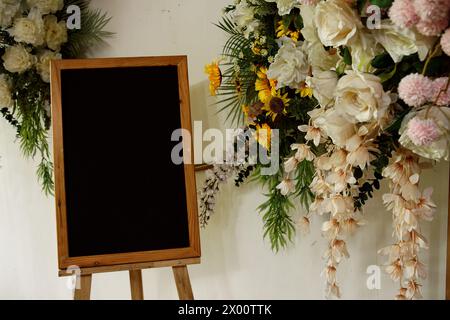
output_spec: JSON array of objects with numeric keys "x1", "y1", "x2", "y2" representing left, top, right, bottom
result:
[
  {"x1": 442, "y1": 28, "x2": 450, "y2": 56},
  {"x1": 413, "y1": 0, "x2": 450, "y2": 23},
  {"x1": 406, "y1": 117, "x2": 441, "y2": 146},
  {"x1": 432, "y1": 77, "x2": 450, "y2": 106},
  {"x1": 416, "y1": 18, "x2": 448, "y2": 36},
  {"x1": 398, "y1": 74, "x2": 434, "y2": 107},
  {"x1": 389, "y1": 0, "x2": 420, "y2": 28}
]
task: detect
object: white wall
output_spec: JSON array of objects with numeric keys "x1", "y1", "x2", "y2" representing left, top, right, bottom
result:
[{"x1": 0, "y1": 0, "x2": 448, "y2": 300}]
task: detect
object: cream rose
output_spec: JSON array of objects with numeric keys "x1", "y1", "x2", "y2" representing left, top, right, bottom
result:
[
  {"x1": 315, "y1": 109, "x2": 356, "y2": 148},
  {"x1": 335, "y1": 71, "x2": 391, "y2": 124},
  {"x1": 36, "y1": 50, "x2": 61, "y2": 83},
  {"x1": 314, "y1": 0, "x2": 361, "y2": 48},
  {"x1": 306, "y1": 70, "x2": 338, "y2": 108},
  {"x1": 265, "y1": 0, "x2": 300, "y2": 16},
  {"x1": 8, "y1": 8, "x2": 45, "y2": 46},
  {"x1": 0, "y1": 0, "x2": 21, "y2": 28},
  {"x1": 0, "y1": 75, "x2": 13, "y2": 109},
  {"x1": 372, "y1": 20, "x2": 433, "y2": 63},
  {"x1": 44, "y1": 15, "x2": 68, "y2": 51},
  {"x1": 2, "y1": 45, "x2": 36, "y2": 73},
  {"x1": 27, "y1": 0, "x2": 64, "y2": 15},
  {"x1": 267, "y1": 39, "x2": 309, "y2": 89}
]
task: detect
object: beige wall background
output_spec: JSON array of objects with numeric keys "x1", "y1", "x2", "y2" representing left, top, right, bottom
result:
[{"x1": 0, "y1": 0, "x2": 448, "y2": 300}]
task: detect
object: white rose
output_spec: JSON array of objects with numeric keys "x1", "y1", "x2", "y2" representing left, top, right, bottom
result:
[
  {"x1": 36, "y1": 50, "x2": 61, "y2": 83},
  {"x1": 399, "y1": 107, "x2": 450, "y2": 161},
  {"x1": 306, "y1": 70, "x2": 338, "y2": 107},
  {"x1": 314, "y1": 0, "x2": 361, "y2": 47},
  {"x1": 44, "y1": 15, "x2": 68, "y2": 51},
  {"x1": 267, "y1": 39, "x2": 309, "y2": 89},
  {"x1": 315, "y1": 108, "x2": 356, "y2": 148},
  {"x1": 232, "y1": 0, "x2": 259, "y2": 38},
  {"x1": 2, "y1": 45, "x2": 36, "y2": 73},
  {"x1": 335, "y1": 71, "x2": 391, "y2": 124},
  {"x1": 0, "y1": 75, "x2": 13, "y2": 109},
  {"x1": 300, "y1": 4, "x2": 339, "y2": 71},
  {"x1": 372, "y1": 20, "x2": 433, "y2": 63},
  {"x1": 350, "y1": 32, "x2": 382, "y2": 73},
  {"x1": 27, "y1": 0, "x2": 64, "y2": 15},
  {"x1": 8, "y1": 8, "x2": 45, "y2": 46},
  {"x1": 265, "y1": 0, "x2": 300, "y2": 16},
  {"x1": 0, "y1": 0, "x2": 21, "y2": 28}
]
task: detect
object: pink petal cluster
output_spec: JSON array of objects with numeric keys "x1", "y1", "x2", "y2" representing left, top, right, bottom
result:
[
  {"x1": 442, "y1": 28, "x2": 450, "y2": 56},
  {"x1": 432, "y1": 77, "x2": 450, "y2": 106},
  {"x1": 398, "y1": 74, "x2": 434, "y2": 107},
  {"x1": 406, "y1": 117, "x2": 441, "y2": 146},
  {"x1": 389, "y1": 0, "x2": 419, "y2": 28},
  {"x1": 389, "y1": 0, "x2": 450, "y2": 36}
]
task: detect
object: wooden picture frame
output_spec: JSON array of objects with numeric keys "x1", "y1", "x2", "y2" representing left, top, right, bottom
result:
[{"x1": 51, "y1": 56, "x2": 201, "y2": 270}]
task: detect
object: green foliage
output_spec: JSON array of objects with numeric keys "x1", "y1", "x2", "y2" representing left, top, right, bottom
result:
[
  {"x1": 370, "y1": 0, "x2": 393, "y2": 8},
  {"x1": 340, "y1": 47, "x2": 352, "y2": 66},
  {"x1": 258, "y1": 177, "x2": 295, "y2": 252},
  {"x1": 294, "y1": 160, "x2": 314, "y2": 209}
]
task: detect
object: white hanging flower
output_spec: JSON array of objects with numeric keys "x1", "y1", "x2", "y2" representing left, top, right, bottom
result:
[
  {"x1": 2, "y1": 45, "x2": 36, "y2": 74},
  {"x1": 297, "y1": 216, "x2": 311, "y2": 235},
  {"x1": 265, "y1": 0, "x2": 300, "y2": 16},
  {"x1": 8, "y1": 7, "x2": 45, "y2": 46},
  {"x1": 284, "y1": 156, "x2": 299, "y2": 173},
  {"x1": 0, "y1": 74, "x2": 13, "y2": 109},
  {"x1": 298, "y1": 124, "x2": 324, "y2": 146},
  {"x1": 326, "y1": 169, "x2": 357, "y2": 193},
  {"x1": 266, "y1": 39, "x2": 310, "y2": 90},
  {"x1": 0, "y1": 0, "x2": 21, "y2": 28},
  {"x1": 36, "y1": 49, "x2": 62, "y2": 83},
  {"x1": 276, "y1": 177, "x2": 295, "y2": 196},
  {"x1": 26, "y1": 0, "x2": 64, "y2": 15},
  {"x1": 291, "y1": 143, "x2": 315, "y2": 162}
]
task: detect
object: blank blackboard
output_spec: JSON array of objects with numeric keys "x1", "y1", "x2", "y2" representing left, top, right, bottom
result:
[{"x1": 51, "y1": 57, "x2": 200, "y2": 269}]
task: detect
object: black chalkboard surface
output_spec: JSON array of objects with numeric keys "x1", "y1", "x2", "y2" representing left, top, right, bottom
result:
[{"x1": 51, "y1": 57, "x2": 200, "y2": 269}]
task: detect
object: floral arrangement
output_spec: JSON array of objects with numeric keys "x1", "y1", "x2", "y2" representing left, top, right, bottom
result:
[
  {"x1": 204, "y1": 0, "x2": 450, "y2": 299},
  {"x1": 0, "y1": 0, "x2": 111, "y2": 194}
]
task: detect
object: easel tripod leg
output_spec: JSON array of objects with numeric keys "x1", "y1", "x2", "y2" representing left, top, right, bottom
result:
[
  {"x1": 172, "y1": 265, "x2": 194, "y2": 300},
  {"x1": 129, "y1": 270, "x2": 144, "y2": 300},
  {"x1": 74, "y1": 274, "x2": 92, "y2": 300}
]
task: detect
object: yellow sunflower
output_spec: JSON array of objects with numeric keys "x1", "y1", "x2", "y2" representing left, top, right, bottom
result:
[
  {"x1": 276, "y1": 21, "x2": 300, "y2": 42},
  {"x1": 263, "y1": 90, "x2": 290, "y2": 121},
  {"x1": 254, "y1": 123, "x2": 272, "y2": 150},
  {"x1": 297, "y1": 82, "x2": 313, "y2": 98},
  {"x1": 204, "y1": 60, "x2": 222, "y2": 96},
  {"x1": 255, "y1": 67, "x2": 277, "y2": 103}
]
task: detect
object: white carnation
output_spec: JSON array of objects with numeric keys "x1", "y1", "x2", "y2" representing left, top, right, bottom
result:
[
  {"x1": 2, "y1": 45, "x2": 36, "y2": 74},
  {"x1": 8, "y1": 8, "x2": 45, "y2": 46},
  {"x1": 314, "y1": 0, "x2": 361, "y2": 48},
  {"x1": 36, "y1": 50, "x2": 61, "y2": 83},
  {"x1": 267, "y1": 39, "x2": 309, "y2": 90},
  {"x1": 0, "y1": 75, "x2": 13, "y2": 109},
  {"x1": 335, "y1": 71, "x2": 391, "y2": 124},
  {"x1": 0, "y1": 0, "x2": 21, "y2": 28},
  {"x1": 232, "y1": 0, "x2": 259, "y2": 38},
  {"x1": 44, "y1": 15, "x2": 68, "y2": 51},
  {"x1": 265, "y1": 0, "x2": 300, "y2": 16},
  {"x1": 27, "y1": 0, "x2": 64, "y2": 15}
]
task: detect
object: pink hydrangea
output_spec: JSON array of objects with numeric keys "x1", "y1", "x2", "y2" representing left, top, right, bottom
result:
[
  {"x1": 389, "y1": 0, "x2": 420, "y2": 28},
  {"x1": 416, "y1": 18, "x2": 449, "y2": 36},
  {"x1": 432, "y1": 77, "x2": 450, "y2": 106},
  {"x1": 398, "y1": 74, "x2": 434, "y2": 107},
  {"x1": 442, "y1": 28, "x2": 450, "y2": 56},
  {"x1": 406, "y1": 117, "x2": 441, "y2": 146},
  {"x1": 413, "y1": 0, "x2": 450, "y2": 22}
]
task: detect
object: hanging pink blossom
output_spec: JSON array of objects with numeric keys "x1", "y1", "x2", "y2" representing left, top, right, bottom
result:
[
  {"x1": 406, "y1": 117, "x2": 441, "y2": 146},
  {"x1": 432, "y1": 77, "x2": 450, "y2": 106},
  {"x1": 413, "y1": 0, "x2": 450, "y2": 22},
  {"x1": 441, "y1": 28, "x2": 450, "y2": 56},
  {"x1": 416, "y1": 18, "x2": 448, "y2": 36},
  {"x1": 398, "y1": 74, "x2": 434, "y2": 107},
  {"x1": 389, "y1": 0, "x2": 420, "y2": 28}
]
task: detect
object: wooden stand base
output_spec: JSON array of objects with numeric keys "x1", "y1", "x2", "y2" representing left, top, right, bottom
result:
[{"x1": 62, "y1": 258, "x2": 199, "y2": 300}]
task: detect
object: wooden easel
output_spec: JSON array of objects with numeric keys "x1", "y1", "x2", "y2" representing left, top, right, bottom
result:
[{"x1": 61, "y1": 258, "x2": 198, "y2": 300}]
